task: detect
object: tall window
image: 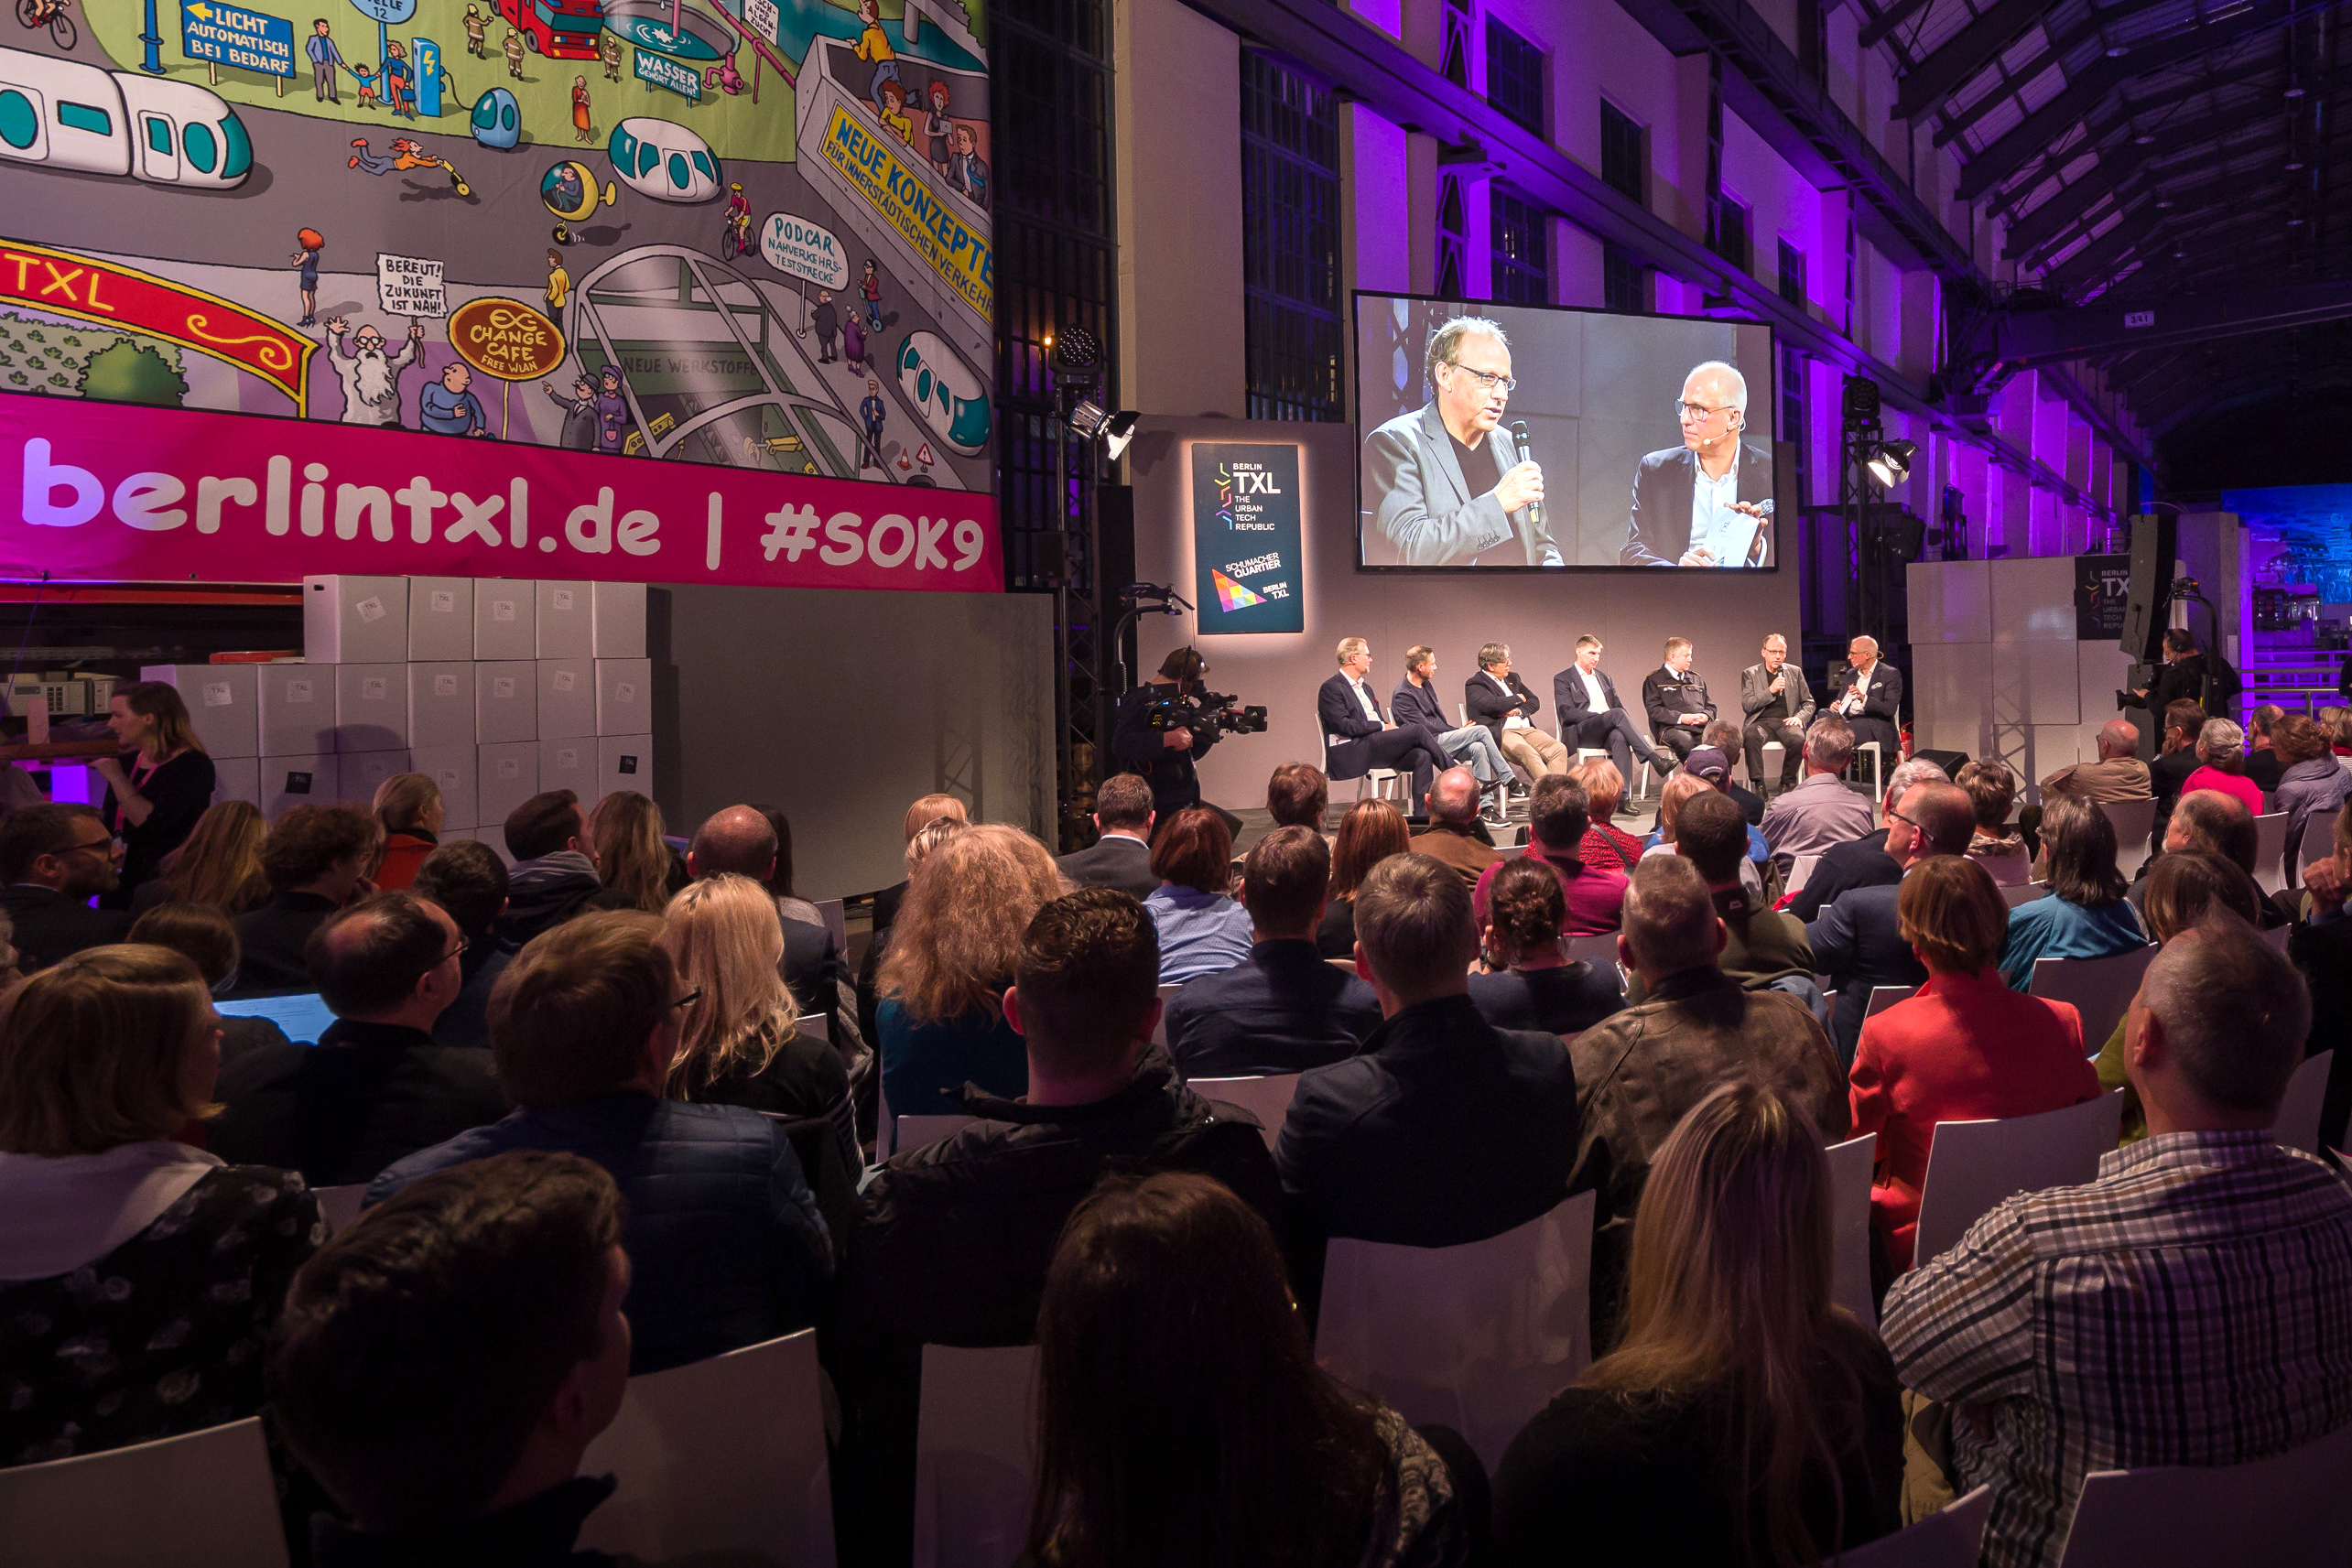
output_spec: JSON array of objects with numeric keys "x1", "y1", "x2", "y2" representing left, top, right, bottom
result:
[
  {"x1": 1485, "y1": 17, "x2": 1545, "y2": 135},
  {"x1": 1599, "y1": 101, "x2": 1645, "y2": 207},
  {"x1": 1241, "y1": 53, "x2": 1343, "y2": 421},
  {"x1": 1440, "y1": 0, "x2": 1471, "y2": 86},
  {"x1": 1603, "y1": 242, "x2": 1647, "y2": 314},
  {"x1": 1777, "y1": 238, "x2": 1805, "y2": 308},
  {"x1": 1436, "y1": 173, "x2": 1469, "y2": 298},
  {"x1": 1490, "y1": 189, "x2": 1547, "y2": 304},
  {"x1": 1715, "y1": 193, "x2": 1752, "y2": 273}
]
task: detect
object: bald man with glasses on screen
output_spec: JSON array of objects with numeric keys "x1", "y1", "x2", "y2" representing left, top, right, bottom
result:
[
  {"x1": 1362, "y1": 316, "x2": 1562, "y2": 568},
  {"x1": 1621, "y1": 361, "x2": 1777, "y2": 568}
]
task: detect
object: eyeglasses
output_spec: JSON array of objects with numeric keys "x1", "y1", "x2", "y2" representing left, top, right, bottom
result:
[
  {"x1": 668, "y1": 989, "x2": 703, "y2": 1011},
  {"x1": 59, "y1": 837, "x2": 117, "y2": 859},
  {"x1": 1447, "y1": 362, "x2": 1517, "y2": 394},
  {"x1": 1675, "y1": 400, "x2": 1732, "y2": 420},
  {"x1": 438, "y1": 935, "x2": 470, "y2": 965},
  {"x1": 1886, "y1": 806, "x2": 1920, "y2": 830}
]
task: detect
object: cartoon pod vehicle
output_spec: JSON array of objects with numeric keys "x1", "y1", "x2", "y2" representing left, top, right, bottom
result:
[
  {"x1": 896, "y1": 331, "x2": 990, "y2": 459},
  {"x1": 608, "y1": 117, "x2": 720, "y2": 203},
  {"x1": 541, "y1": 158, "x2": 616, "y2": 243},
  {"x1": 0, "y1": 46, "x2": 250, "y2": 187},
  {"x1": 471, "y1": 87, "x2": 520, "y2": 150}
]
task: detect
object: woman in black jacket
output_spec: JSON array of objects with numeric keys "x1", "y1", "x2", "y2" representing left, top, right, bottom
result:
[
  {"x1": 1468, "y1": 857, "x2": 1622, "y2": 1035},
  {"x1": 91, "y1": 681, "x2": 215, "y2": 911}
]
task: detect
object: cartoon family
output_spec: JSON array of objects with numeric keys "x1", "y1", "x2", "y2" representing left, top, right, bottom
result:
[{"x1": 541, "y1": 365, "x2": 634, "y2": 453}]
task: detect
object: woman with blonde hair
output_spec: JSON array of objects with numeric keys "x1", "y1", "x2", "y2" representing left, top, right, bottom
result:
[
  {"x1": 591, "y1": 790, "x2": 687, "y2": 914},
  {"x1": 1494, "y1": 1082, "x2": 1902, "y2": 1564},
  {"x1": 876, "y1": 823, "x2": 1067, "y2": 1115},
  {"x1": 0, "y1": 945, "x2": 322, "y2": 1465},
  {"x1": 134, "y1": 799, "x2": 270, "y2": 916},
  {"x1": 1317, "y1": 799, "x2": 1409, "y2": 958},
  {"x1": 91, "y1": 681, "x2": 216, "y2": 909},
  {"x1": 661, "y1": 874, "x2": 846, "y2": 1127},
  {"x1": 370, "y1": 773, "x2": 443, "y2": 891}
]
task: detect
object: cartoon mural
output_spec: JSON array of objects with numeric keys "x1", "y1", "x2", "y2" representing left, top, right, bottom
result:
[{"x1": 0, "y1": 0, "x2": 992, "y2": 500}]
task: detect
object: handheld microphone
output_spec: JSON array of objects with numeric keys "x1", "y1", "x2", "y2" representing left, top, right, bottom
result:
[{"x1": 1510, "y1": 421, "x2": 1543, "y2": 529}]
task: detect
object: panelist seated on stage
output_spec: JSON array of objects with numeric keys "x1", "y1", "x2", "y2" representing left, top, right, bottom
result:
[
  {"x1": 1825, "y1": 636, "x2": 1903, "y2": 762},
  {"x1": 1740, "y1": 633, "x2": 1815, "y2": 795},
  {"x1": 1553, "y1": 635, "x2": 1669, "y2": 800},
  {"x1": 1361, "y1": 315, "x2": 1560, "y2": 567},
  {"x1": 1317, "y1": 637, "x2": 1453, "y2": 809},
  {"x1": 1621, "y1": 362, "x2": 1775, "y2": 568},
  {"x1": 1393, "y1": 645, "x2": 1511, "y2": 822},
  {"x1": 1639, "y1": 637, "x2": 1718, "y2": 764},
  {"x1": 1466, "y1": 642, "x2": 1570, "y2": 783}
]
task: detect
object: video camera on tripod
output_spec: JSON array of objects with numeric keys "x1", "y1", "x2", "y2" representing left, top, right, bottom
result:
[{"x1": 1139, "y1": 687, "x2": 1269, "y2": 740}]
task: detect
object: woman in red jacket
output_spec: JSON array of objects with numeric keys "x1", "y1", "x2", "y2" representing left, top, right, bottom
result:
[{"x1": 1847, "y1": 855, "x2": 2102, "y2": 1271}]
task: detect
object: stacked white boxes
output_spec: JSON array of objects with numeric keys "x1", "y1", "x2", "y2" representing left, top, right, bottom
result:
[{"x1": 154, "y1": 579, "x2": 657, "y2": 840}]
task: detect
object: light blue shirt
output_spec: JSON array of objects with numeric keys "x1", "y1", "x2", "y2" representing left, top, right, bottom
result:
[
  {"x1": 1144, "y1": 884, "x2": 1257, "y2": 984},
  {"x1": 1685, "y1": 450, "x2": 1746, "y2": 565}
]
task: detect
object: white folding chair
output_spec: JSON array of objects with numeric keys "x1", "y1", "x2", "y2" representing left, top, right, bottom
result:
[
  {"x1": 1850, "y1": 741, "x2": 1885, "y2": 811},
  {"x1": 0, "y1": 1416, "x2": 289, "y2": 1568},
  {"x1": 1317, "y1": 1189, "x2": 1597, "y2": 1476},
  {"x1": 1825, "y1": 1132, "x2": 1878, "y2": 1332},
  {"x1": 1150, "y1": 980, "x2": 1181, "y2": 1046},
  {"x1": 1842, "y1": 1486, "x2": 1994, "y2": 1567},
  {"x1": 2029, "y1": 946, "x2": 2157, "y2": 1059},
  {"x1": 2273, "y1": 1050, "x2": 2334, "y2": 1156},
  {"x1": 1912, "y1": 1089, "x2": 2125, "y2": 1268},
  {"x1": 1865, "y1": 984, "x2": 1917, "y2": 1019},
  {"x1": 2000, "y1": 880, "x2": 2050, "y2": 909},
  {"x1": 797, "y1": 1011, "x2": 832, "y2": 1044},
  {"x1": 2054, "y1": 1416, "x2": 2352, "y2": 1567},
  {"x1": 2100, "y1": 798, "x2": 2160, "y2": 882},
  {"x1": 1189, "y1": 1074, "x2": 1303, "y2": 1152},
  {"x1": 1759, "y1": 740, "x2": 1786, "y2": 795},
  {"x1": 2261, "y1": 923, "x2": 2292, "y2": 954},
  {"x1": 813, "y1": 897, "x2": 848, "y2": 957},
  {"x1": 1788, "y1": 853, "x2": 1823, "y2": 897},
  {"x1": 1564, "y1": 933, "x2": 1620, "y2": 968},
  {"x1": 577, "y1": 1330, "x2": 834, "y2": 1566},
  {"x1": 2254, "y1": 811, "x2": 2292, "y2": 895},
  {"x1": 313, "y1": 1183, "x2": 368, "y2": 1233},
  {"x1": 915, "y1": 1344, "x2": 1040, "y2": 1568},
  {"x1": 893, "y1": 1114, "x2": 975, "y2": 1154}
]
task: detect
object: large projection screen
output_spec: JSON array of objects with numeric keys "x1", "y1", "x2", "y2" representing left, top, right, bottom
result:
[{"x1": 1357, "y1": 295, "x2": 1783, "y2": 571}]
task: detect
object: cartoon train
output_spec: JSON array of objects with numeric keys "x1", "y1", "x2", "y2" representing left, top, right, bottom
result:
[
  {"x1": 607, "y1": 116, "x2": 720, "y2": 203},
  {"x1": 0, "y1": 45, "x2": 250, "y2": 188}
]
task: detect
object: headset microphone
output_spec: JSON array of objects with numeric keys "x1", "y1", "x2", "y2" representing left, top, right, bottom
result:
[{"x1": 1509, "y1": 421, "x2": 1543, "y2": 529}]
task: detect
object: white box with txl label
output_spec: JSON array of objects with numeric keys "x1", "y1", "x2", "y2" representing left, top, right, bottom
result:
[
  {"x1": 537, "y1": 580, "x2": 594, "y2": 658},
  {"x1": 407, "y1": 578, "x2": 475, "y2": 662},
  {"x1": 408, "y1": 663, "x2": 474, "y2": 750},
  {"x1": 476, "y1": 662, "x2": 537, "y2": 745},
  {"x1": 257, "y1": 665, "x2": 338, "y2": 758},
  {"x1": 598, "y1": 734, "x2": 651, "y2": 803},
  {"x1": 335, "y1": 664, "x2": 409, "y2": 752},
  {"x1": 537, "y1": 659, "x2": 596, "y2": 740},
  {"x1": 476, "y1": 742, "x2": 539, "y2": 827},
  {"x1": 410, "y1": 744, "x2": 478, "y2": 829},
  {"x1": 474, "y1": 582, "x2": 537, "y2": 660},
  {"x1": 259, "y1": 753, "x2": 334, "y2": 818},
  {"x1": 595, "y1": 659, "x2": 651, "y2": 736},
  {"x1": 138, "y1": 664, "x2": 258, "y2": 760},
  {"x1": 304, "y1": 577, "x2": 408, "y2": 664}
]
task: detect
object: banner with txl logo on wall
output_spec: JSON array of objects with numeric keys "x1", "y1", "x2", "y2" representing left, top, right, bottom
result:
[{"x1": 1191, "y1": 442, "x2": 1302, "y2": 635}]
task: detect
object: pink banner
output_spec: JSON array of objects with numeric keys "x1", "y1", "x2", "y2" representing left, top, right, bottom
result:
[{"x1": 1, "y1": 395, "x2": 1003, "y2": 593}]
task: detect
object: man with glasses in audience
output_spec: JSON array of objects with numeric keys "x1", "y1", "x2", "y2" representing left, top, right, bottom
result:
[
  {"x1": 0, "y1": 804, "x2": 131, "y2": 970},
  {"x1": 1362, "y1": 315, "x2": 1560, "y2": 566},
  {"x1": 1622, "y1": 361, "x2": 1776, "y2": 568}
]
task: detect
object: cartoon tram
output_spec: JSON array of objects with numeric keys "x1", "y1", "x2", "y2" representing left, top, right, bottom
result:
[{"x1": 0, "y1": 45, "x2": 250, "y2": 187}]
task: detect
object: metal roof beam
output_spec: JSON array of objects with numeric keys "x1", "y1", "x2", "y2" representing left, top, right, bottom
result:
[
  {"x1": 1892, "y1": 0, "x2": 2048, "y2": 119},
  {"x1": 1985, "y1": 278, "x2": 2352, "y2": 368}
]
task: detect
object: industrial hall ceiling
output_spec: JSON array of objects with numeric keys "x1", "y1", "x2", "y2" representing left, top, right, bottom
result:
[{"x1": 1861, "y1": 0, "x2": 2347, "y2": 490}]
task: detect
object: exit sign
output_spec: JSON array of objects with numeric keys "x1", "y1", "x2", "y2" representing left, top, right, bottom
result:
[{"x1": 2123, "y1": 310, "x2": 2155, "y2": 329}]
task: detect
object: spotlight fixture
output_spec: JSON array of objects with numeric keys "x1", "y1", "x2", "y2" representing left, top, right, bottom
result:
[
  {"x1": 1046, "y1": 324, "x2": 1104, "y2": 387},
  {"x1": 1865, "y1": 438, "x2": 1918, "y2": 488},
  {"x1": 1066, "y1": 398, "x2": 1141, "y2": 461},
  {"x1": 1840, "y1": 374, "x2": 1882, "y2": 424}
]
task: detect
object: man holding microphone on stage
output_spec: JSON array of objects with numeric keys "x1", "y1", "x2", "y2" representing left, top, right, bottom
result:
[
  {"x1": 1621, "y1": 361, "x2": 1775, "y2": 568},
  {"x1": 1361, "y1": 317, "x2": 1560, "y2": 567},
  {"x1": 1740, "y1": 633, "x2": 1813, "y2": 795}
]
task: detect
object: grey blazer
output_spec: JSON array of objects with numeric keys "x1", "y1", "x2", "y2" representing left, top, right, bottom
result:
[
  {"x1": 1740, "y1": 662, "x2": 1815, "y2": 729},
  {"x1": 1362, "y1": 403, "x2": 1560, "y2": 567}
]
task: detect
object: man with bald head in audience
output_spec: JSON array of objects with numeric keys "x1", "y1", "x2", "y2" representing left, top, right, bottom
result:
[
  {"x1": 1760, "y1": 715, "x2": 1877, "y2": 873},
  {"x1": 689, "y1": 805, "x2": 850, "y2": 1030},
  {"x1": 1806, "y1": 778, "x2": 1978, "y2": 1065},
  {"x1": 1785, "y1": 757, "x2": 1951, "y2": 923},
  {"x1": 1408, "y1": 766, "x2": 1501, "y2": 888},
  {"x1": 1054, "y1": 773, "x2": 1159, "y2": 900}
]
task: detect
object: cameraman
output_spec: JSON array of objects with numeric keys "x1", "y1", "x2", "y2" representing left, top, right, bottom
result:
[{"x1": 1112, "y1": 647, "x2": 1230, "y2": 826}]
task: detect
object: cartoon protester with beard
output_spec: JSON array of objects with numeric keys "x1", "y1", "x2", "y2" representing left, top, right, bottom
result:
[{"x1": 322, "y1": 318, "x2": 426, "y2": 426}]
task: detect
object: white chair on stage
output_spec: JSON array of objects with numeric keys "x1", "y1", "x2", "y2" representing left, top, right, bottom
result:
[
  {"x1": 1328, "y1": 741, "x2": 1404, "y2": 806},
  {"x1": 1825, "y1": 1132, "x2": 1878, "y2": 1332},
  {"x1": 1849, "y1": 741, "x2": 1886, "y2": 814},
  {"x1": 1190, "y1": 1074, "x2": 1303, "y2": 1152},
  {"x1": 1911, "y1": 1089, "x2": 2125, "y2": 1269},
  {"x1": 1842, "y1": 1486, "x2": 1993, "y2": 1568},
  {"x1": 2028, "y1": 946, "x2": 2157, "y2": 1059},
  {"x1": 914, "y1": 1344, "x2": 1040, "y2": 1568},
  {"x1": 2254, "y1": 811, "x2": 2292, "y2": 894},
  {"x1": 2272, "y1": 1050, "x2": 2334, "y2": 1157},
  {"x1": 0, "y1": 1417, "x2": 289, "y2": 1568},
  {"x1": 313, "y1": 1183, "x2": 368, "y2": 1234},
  {"x1": 2053, "y1": 1417, "x2": 2352, "y2": 1567},
  {"x1": 2100, "y1": 798, "x2": 2159, "y2": 882}
]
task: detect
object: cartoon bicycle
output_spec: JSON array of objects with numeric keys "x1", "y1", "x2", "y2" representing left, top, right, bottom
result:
[{"x1": 16, "y1": 0, "x2": 77, "y2": 50}]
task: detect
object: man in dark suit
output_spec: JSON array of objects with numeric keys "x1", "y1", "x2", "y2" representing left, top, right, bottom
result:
[
  {"x1": 1553, "y1": 635, "x2": 1668, "y2": 803},
  {"x1": 0, "y1": 804, "x2": 132, "y2": 971},
  {"x1": 1319, "y1": 636, "x2": 1453, "y2": 809},
  {"x1": 1165, "y1": 827, "x2": 1380, "y2": 1077},
  {"x1": 1806, "y1": 778, "x2": 1976, "y2": 1065},
  {"x1": 1054, "y1": 773, "x2": 1158, "y2": 901},
  {"x1": 1826, "y1": 634, "x2": 1904, "y2": 762},
  {"x1": 1639, "y1": 636, "x2": 1718, "y2": 765},
  {"x1": 1467, "y1": 642, "x2": 1569, "y2": 781},
  {"x1": 1111, "y1": 647, "x2": 1224, "y2": 820},
  {"x1": 1784, "y1": 757, "x2": 1950, "y2": 921},
  {"x1": 1621, "y1": 362, "x2": 1775, "y2": 568},
  {"x1": 1393, "y1": 644, "x2": 1509, "y2": 822},
  {"x1": 1360, "y1": 315, "x2": 1559, "y2": 567}
]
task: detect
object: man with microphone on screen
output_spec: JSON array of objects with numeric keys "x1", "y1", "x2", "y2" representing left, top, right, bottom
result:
[
  {"x1": 1621, "y1": 361, "x2": 1776, "y2": 568},
  {"x1": 1363, "y1": 316, "x2": 1561, "y2": 567}
]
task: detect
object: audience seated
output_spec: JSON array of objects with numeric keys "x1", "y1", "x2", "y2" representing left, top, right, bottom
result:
[
  {"x1": 1809, "y1": 779, "x2": 1977, "y2": 1065},
  {"x1": 870, "y1": 792, "x2": 970, "y2": 937},
  {"x1": 834, "y1": 888, "x2": 1281, "y2": 1565},
  {"x1": 2147, "y1": 698, "x2": 2209, "y2": 823},
  {"x1": 2135, "y1": 788, "x2": 2292, "y2": 928},
  {"x1": 659, "y1": 873, "x2": 847, "y2": 1124},
  {"x1": 1143, "y1": 807, "x2": 1254, "y2": 983},
  {"x1": 2177, "y1": 718, "x2": 2265, "y2": 819},
  {"x1": 0, "y1": 804, "x2": 134, "y2": 970},
  {"x1": 235, "y1": 804, "x2": 380, "y2": 991},
  {"x1": 1997, "y1": 795, "x2": 2147, "y2": 990},
  {"x1": 0, "y1": 946, "x2": 323, "y2": 1466},
  {"x1": 131, "y1": 798, "x2": 270, "y2": 916},
  {"x1": 875, "y1": 822, "x2": 1065, "y2": 1114},
  {"x1": 370, "y1": 773, "x2": 442, "y2": 892},
  {"x1": 748, "y1": 803, "x2": 823, "y2": 927},
  {"x1": 1053, "y1": 772, "x2": 1160, "y2": 900},
  {"x1": 126, "y1": 902, "x2": 288, "y2": 1065},
  {"x1": 1165, "y1": 827, "x2": 1381, "y2": 1076},
  {"x1": 1784, "y1": 758, "x2": 1947, "y2": 923},
  {"x1": 1467, "y1": 857, "x2": 1624, "y2": 1034},
  {"x1": 2037, "y1": 718, "x2": 2154, "y2": 806},
  {"x1": 1266, "y1": 760, "x2": 1331, "y2": 832},
  {"x1": 1958, "y1": 758, "x2": 2029, "y2": 885},
  {"x1": 1700, "y1": 720, "x2": 1765, "y2": 824},
  {"x1": 1884, "y1": 914, "x2": 2352, "y2": 1568},
  {"x1": 211, "y1": 892, "x2": 506, "y2": 1186},
  {"x1": 1571, "y1": 757, "x2": 1644, "y2": 875},
  {"x1": 494, "y1": 791, "x2": 608, "y2": 948},
  {"x1": 2245, "y1": 704, "x2": 2288, "y2": 793},
  {"x1": 1027, "y1": 1170, "x2": 1471, "y2": 1568},
  {"x1": 267, "y1": 1151, "x2": 636, "y2": 1566},
  {"x1": 2292, "y1": 803, "x2": 2352, "y2": 1153},
  {"x1": 1629, "y1": 792, "x2": 1814, "y2": 1003},
  {"x1": 370, "y1": 911, "x2": 829, "y2": 1374},
  {"x1": 1572, "y1": 857, "x2": 1848, "y2": 1345},
  {"x1": 2095, "y1": 851, "x2": 2263, "y2": 1142},
  {"x1": 1317, "y1": 799, "x2": 1410, "y2": 958},
  {"x1": 860, "y1": 814, "x2": 967, "y2": 1050},
  {"x1": 1496, "y1": 1084, "x2": 1901, "y2": 1566},
  {"x1": 590, "y1": 790, "x2": 688, "y2": 914},
  {"x1": 1277, "y1": 854, "x2": 1578, "y2": 1249},
  {"x1": 1476, "y1": 773, "x2": 1627, "y2": 937},
  {"x1": 686, "y1": 806, "x2": 849, "y2": 1034},
  {"x1": 1760, "y1": 717, "x2": 1876, "y2": 871},
  {"x1": 2272, "y1": 713, "x2": 2351, "y2": 868},
  {"x1": 1643, "y1": 771, "x2": 1768, "y2": 897},
  {"x1": 1408, "y1": 766, "x2": 1501, "y2": 888},
  {"x1": 413, "y1": 840, "x2": 513, "y2": 1053},
  {"x1": 1847, "y1": 857, "x2": 2101, "y2": 1270}
]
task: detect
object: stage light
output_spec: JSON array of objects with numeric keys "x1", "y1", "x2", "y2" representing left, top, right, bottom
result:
[
  {"x1": 1866, "y1": 438, "x2": 1917, "y2": 488},
  {"x1": 1067, "y1": 398, "x2": 1142, "y2": 460},
  {"x1": 1841, "y1": 375, "x2": 1882, "y2": 424},
  {"x1": 1047, "y1": 324, "x2": 1104, "y2": 386}
]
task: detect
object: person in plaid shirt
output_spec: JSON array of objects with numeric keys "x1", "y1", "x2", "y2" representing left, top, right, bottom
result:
[{"x1": 1881, "y1": 913, "x2": 2352, "y2": 1568}]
